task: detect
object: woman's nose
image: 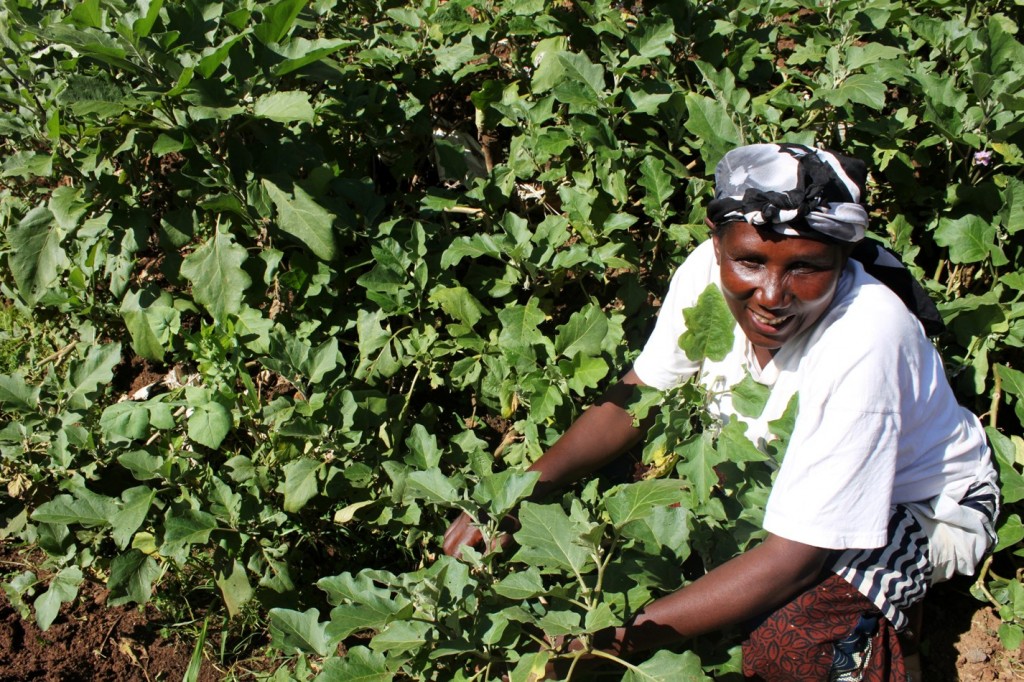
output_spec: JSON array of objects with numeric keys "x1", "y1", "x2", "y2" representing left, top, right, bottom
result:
[{"x1": 754, "y1": 273, "x2": 789, "y2": 309}]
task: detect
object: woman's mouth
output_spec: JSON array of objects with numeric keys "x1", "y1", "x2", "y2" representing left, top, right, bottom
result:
[{"x1": 750, "y1": 310, "x2": 794, "y2": 331}]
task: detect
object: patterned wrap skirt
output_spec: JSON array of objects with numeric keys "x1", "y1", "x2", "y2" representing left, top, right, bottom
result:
[{"x1": 743, "y1": 475, "x2": 999, "y2": 681}]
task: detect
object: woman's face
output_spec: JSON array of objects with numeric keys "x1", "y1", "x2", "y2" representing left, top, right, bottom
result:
[{"x1": 713, "y1": 221, "x2": 847, "y2": 354}]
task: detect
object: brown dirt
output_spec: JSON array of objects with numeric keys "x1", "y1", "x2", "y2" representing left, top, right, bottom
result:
[
  {"x1": 921, "y1": 577, "x2": 1024, "y2": 681},
  {"x1": 0, "y1": 545, "x2": 221, "y2": 682}
]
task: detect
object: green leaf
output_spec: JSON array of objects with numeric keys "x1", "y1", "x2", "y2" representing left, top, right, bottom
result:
[
  {"x1": 620, "y1": 504, "x2": 691, "y2": 561},
  {"x1": 508, "y1": 652, "x2": 552, "y2": 682},
  {"x1": 998, "y1": 622, "x2": 1023, "y2": 652},
  {"x1": 730, "y1": 373, "x2": 771, "y2": 418},
  {"x1": 35, "y1": 566, "x2": 83, "y2": 631},
  {"x1": 66, "y1": 342, "x2": 121, "y2": 410},
  {"x1": 530, "y1": 37, "x2": 570, "y2": 93},
  {"x1": 254, "y1": 0, "x2": 306, "y2": 44},
  {"x1": 638, "y1": 156, "x2": 675, "y2": 219},
  {"x1": 32, "y1": 491, "x2": 116, "y2": 528},
  {"x1": 120, "y1": 288, "x2": 179, "y2": 361},
  {"x1": 1000, "y1": 178, "x2": 1024, "y2": 235},
  {"x1": 272, "y1": 37, "x2": 357, "y2": 77},
  {"x1": 318, "y1": 646, "x2": 392, "y2": 682},
  {"x1": 986, "y1": 427, "x2": 1024, "y2": 505},
  {"x1": 162, "y1": 509, "x2": 217, "y2": 548},
  {"x1": 254, "y1": 91, "x2": 315, "y2": 123},
  {"x1": 406, "y1": 468, "x2": 459, "y2": 506},
  {"x1": 996, "y1": 364, "x2": 1024, "y2": 399},
  {"x1": 282, "y1": 459, "x2": 322, "y2": 512},
  {"x1": 512, "y1": 502, "x2": 592, "y2": 574},
  {"x1": 0, "y1": 373, "x2": 40, "y2": 413},
  {"x1": 684, "y1": 93, "x2": 741, "y2": 169},
  {"x1": 370, "y1": 619, "x2": 431, "y2": 654},
  {"x1": 498, "y1": 300, "x2": 546, "y2": 355},
  {"x1": 180, "y1": 230, "x2": 252, "y2": 322},
  {"x1": 263, "y1": 180, "x2": 339, "y2": 261},
  {"x1": 108, "y1": 550, "x2": 163, "y2": 606},
  {"x1": 934, "y1": 215, "x2": 996, "y2": 264},
  {"x1": 675, "y1": 432, "x2": 725, "y2": 504},
  {"x1": 820, "y1": 74, "x2": 887, "y2": 110},
  {"x1": 492, "y1": 568, "x2": 546, "y2": 600},
  {"x1": 111, "y1": 486, "x2": 155, "y2": 549},
  {"x1": 478, "y1": 470, "x2": 539, "y2": 518},
  {"x1": 217, "y1": 560, "x2": 254, "y2": 618},
  {"x1": 8, "y1": 206, "x2": 67, "y2": 306},
  {"x1": 604, "y1": 480, "x2": 686, "y2": 529},
  {"x1": 717, "y1": 419, "x2": 769, "y2": 464},
  {"x1": 270, "y1": 607, "x2": 330, "y2": 656},
  {"x1": 132, "y1": 0, "x2": 163, "y2": 38},
  {"x1": 622, "y1": 649, "x2": 711, "y2": 681},
  {"x1": 995, "y1": 514, "x2": 1023, "y2": 553},
  {"x1": 100, "y1": 401, "x2": 152, "y2": 442},
  {"x1": 554, "y1": 304, "x2": 608, "y2": 359},
  {"x1": 679, "y1": 285, "x2": 736, "y2": 362},
  {"x1": 627, "y1": 17, "x2": 675, "y2": 60},
  {"x1": 187, "y1": 401, "x2": 232, "y2": 449},
  {"x1": 430, "y1": 286, "x2": 487, "y2": 327}
]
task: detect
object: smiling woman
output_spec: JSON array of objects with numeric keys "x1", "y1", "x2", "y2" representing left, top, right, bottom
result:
[
  {"x1": 712, "y1": 223, "x2": 848, "y2": 368},
  {"x1": 444, "y1": 143, "x2": 999, "y2": 682}
]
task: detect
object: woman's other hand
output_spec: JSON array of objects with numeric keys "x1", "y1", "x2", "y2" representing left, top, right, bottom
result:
[{"x1": 442, "y1": 511, "x2": 519, "y2": 558}]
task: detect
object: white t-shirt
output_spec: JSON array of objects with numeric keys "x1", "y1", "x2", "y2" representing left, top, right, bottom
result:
[{"x1": 633, "y1": 240, "x2": 993, "y2": 551}]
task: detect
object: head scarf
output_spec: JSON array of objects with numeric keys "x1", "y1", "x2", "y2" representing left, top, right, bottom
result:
[{"x1": 706, "y1": 143, "x2": 869, "y2": 243}]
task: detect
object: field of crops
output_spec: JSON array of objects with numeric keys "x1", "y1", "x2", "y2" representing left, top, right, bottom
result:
[{"x1": 1, "y1": 1, "x2": 1023, "y2": 680}]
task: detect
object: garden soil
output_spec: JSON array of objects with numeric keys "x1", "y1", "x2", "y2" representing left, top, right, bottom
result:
[{"x1": 0, "y1": 551, "x2": 1020, "y2": 681}]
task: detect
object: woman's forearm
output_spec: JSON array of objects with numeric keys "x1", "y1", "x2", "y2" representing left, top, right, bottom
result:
[
  {"x1": 526, "y1": 369, "x2": 648, "y2": 498},
  {"x1": 590, "y1": 534, "x2": 831, "y2": 657}
]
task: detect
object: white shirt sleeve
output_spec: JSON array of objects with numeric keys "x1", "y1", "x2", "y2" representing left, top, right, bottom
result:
[{"x1": 632, "y1": 240, "x2": 719, "y2": 389}]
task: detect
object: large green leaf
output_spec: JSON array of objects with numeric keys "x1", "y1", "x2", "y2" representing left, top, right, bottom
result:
[
  {"x1": 32, "y1": 491, "x2": 117, "y2": 528},
  {"x1": 263, "y1": 180, "x2": 339, "y2": 261},
  {"x1": 111, "y1": 486, "x2": 155, "y2": 549},
  {"x1": 0, "y1": 373, "x2": 40, "y2": 413},
  {"x1": 269, "y1": 607, "x2": 330, "y2": 656},
  {"x1": 180, "y1": 230, "x2": 252, "y2": 322},
  {"x1": 684, "y1": 93, "x2": 741, "y2": 169},
  {"x1": 554, "y1": 304, "x2": 608, "y2": 359},
  {"x1": 603, "y1": 479, "x2": 686, "y2": 529},
  {"x1": 675, "y1": 431, "x2": 725, "y2": 505},
  {"x1": 254, "y1": 91, "x2": 315, "y2": 123},
  {"x1": 107, "y1": 550, "x2": 163, "y2": 607},
  {"x1": 934, "y1": 215, "x2": 996, "y2": 264},
  {"x1": 66, "y1": 342, "x2": 121, "y2": 410},
  {"x1": 8, "y1": 206, "x2": 66, "y2": 306},
  {"x1": 187, "y1": 401, "x2": 232, "y2": 449},
  {"x1": 281, "y1": 459, "x2": 322, "y2": 512},
  {"x1": 622, "y1": 649, "x2": 711, "y2": 681},
  {"x1": 253, "y1": 0, "x2": 306, "y2": 44},
  {"x1": 512, "y1": 502, "x2": 592, "y2": 574},
  {"x1": 162, "y1": 509, "x2": 218, "y2": 547},
  {"x1": 318, "y1": 646, "x2": 392, "y2": 682},
  {"x1": 498, "y1": 300, "x2": 546, "y2": 356},
  {"x1": 679, "y1": 285, "x2": 736, "y2": 362},
  {"x1": 35, "y1": 566, "x2": 83, "y2": 631}
]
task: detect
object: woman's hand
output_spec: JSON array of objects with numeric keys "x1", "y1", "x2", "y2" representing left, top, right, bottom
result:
[{"x1": 442, "y1": 511, "x2": 519, "y2": 558}]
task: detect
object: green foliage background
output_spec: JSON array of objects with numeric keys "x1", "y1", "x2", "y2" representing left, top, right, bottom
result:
[{"x1": 1, "y1": 0, "x2": 1023, "y2": 679}]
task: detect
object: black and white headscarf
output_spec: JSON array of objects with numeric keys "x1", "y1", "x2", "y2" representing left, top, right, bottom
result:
[
  {"x1": 706, "y1": 143, "x2": 869, "y2": 243},
  {"x1": 705, "y1": 142, "x2": 945, "y2": 335}
]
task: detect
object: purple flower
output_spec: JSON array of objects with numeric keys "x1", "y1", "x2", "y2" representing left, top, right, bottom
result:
[{"x1": 973, "y1": 150, "x2": 993, "y2": 166}]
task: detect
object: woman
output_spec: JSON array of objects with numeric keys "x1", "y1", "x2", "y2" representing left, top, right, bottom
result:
[{"x1": 443, "y1": 143, "x2": 998, "y2": 681}]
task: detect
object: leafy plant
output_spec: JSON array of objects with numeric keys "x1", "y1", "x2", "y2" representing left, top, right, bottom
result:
[{"x1": 0, "y1": 0, "x2": 1021, "y2": 678}]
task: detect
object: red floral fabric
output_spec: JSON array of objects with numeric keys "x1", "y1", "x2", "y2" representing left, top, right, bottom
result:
[{"x1": 742, "y1": 573, "x2": 907, "y2": 681}]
